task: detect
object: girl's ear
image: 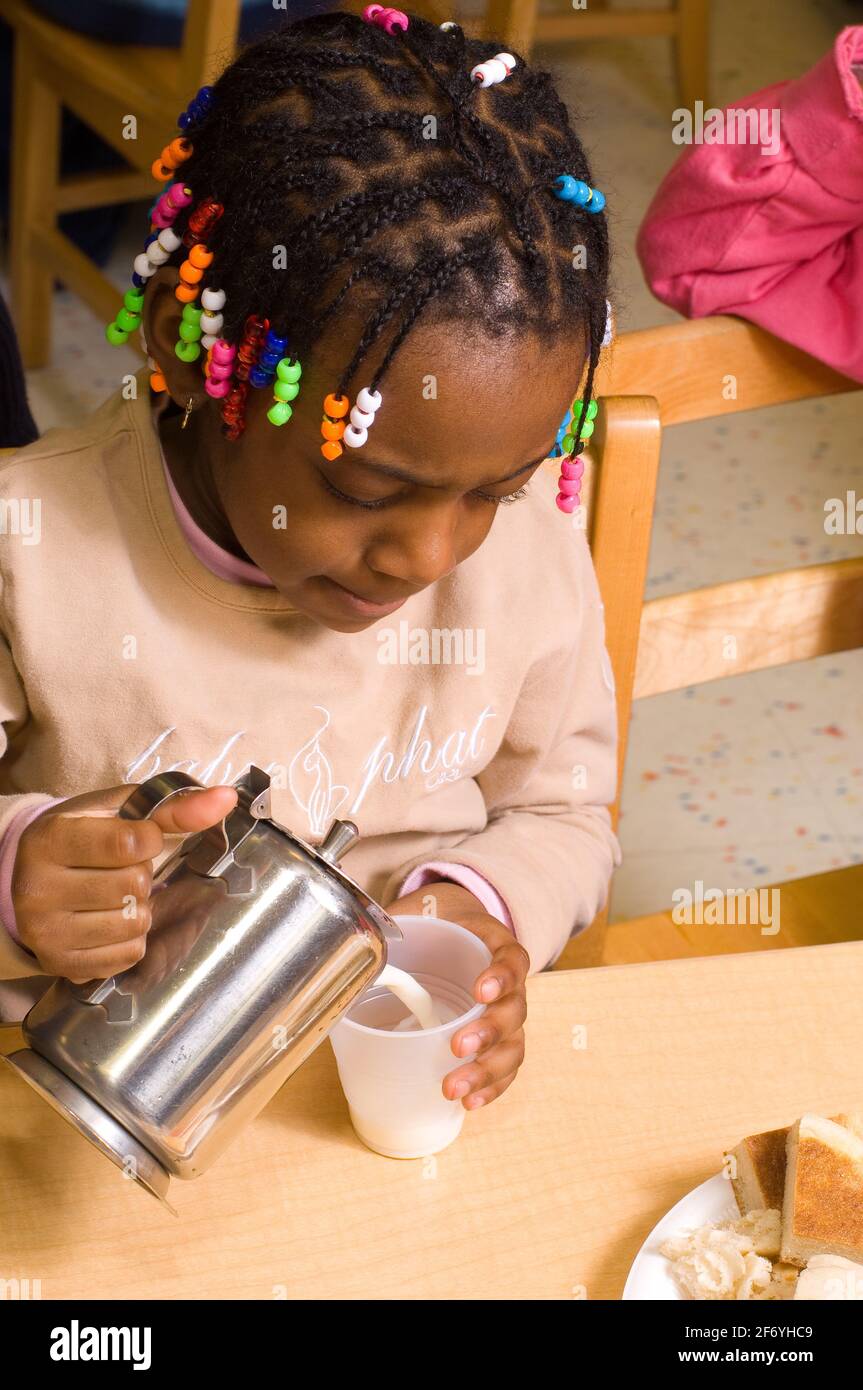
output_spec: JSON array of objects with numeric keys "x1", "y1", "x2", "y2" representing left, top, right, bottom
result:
[{"x1": 142, "y1": 267, "x2": 209, "y2": 408}]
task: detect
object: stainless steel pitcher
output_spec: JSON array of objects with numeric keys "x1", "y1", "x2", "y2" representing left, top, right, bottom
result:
[{"x1": 3, "y1": 766, "x2": 401, "y2": 1210}]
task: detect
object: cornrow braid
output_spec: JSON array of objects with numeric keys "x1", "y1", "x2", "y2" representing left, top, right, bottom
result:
[{"x1": 123, "y1": 8, "x2": 610, "y2": 454}]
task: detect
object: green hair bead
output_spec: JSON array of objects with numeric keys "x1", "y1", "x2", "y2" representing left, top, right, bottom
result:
[
  {"x1": 273, "y1": 380, "x2": 300, "y2": 403},
  {"x1": 178, "y1": 320, "x2": 202, "y2": 343},
  {"x1": 586, "y1": 401, "x2": 598, "y2": 420},
  {"x1": 580, "y1": 418, "x2": 595, "y2": 439},
  {"x1": 182, "y1": 304, "x2": 203, "y2": 325},
  {"x1": 267, "y1": 401, "x2": 293, "y2": 426},
  {"x1": 115, "y1": 307, "x2": 140, "y2": 333},
  {"x1": 123, "y1": 289, "x2": 145, "y2": 313},
  {"x1": 561, "y1": 433, "x2": 576, "y2": 454},
  {"x1": 175, "y1": 339, "x2": 201, "y2": 362},
  {"x1": 276, "y1": 358, "x2": 302, "y2": 384},
  {"x1": 105, "y1": 322, "x2": 129, "y2": 345}
]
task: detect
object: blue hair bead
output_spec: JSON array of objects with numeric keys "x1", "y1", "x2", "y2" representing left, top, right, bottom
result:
[
  {"x1": 132, "y1": 272, "x2": 147, "y2": 289},
  {"x1": 554, "y1": 173, "x2": 606, "y2": 214}
]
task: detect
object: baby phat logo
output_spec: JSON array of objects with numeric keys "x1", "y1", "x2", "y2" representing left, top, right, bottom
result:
[{"x1": 124, "y1": 703, "x2": 496, "y2": 837}]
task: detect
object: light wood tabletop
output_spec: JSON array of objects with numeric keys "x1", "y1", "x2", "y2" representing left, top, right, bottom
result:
[{"x1": 2, "y1": 941, "x2": 861, "y2": 1301}]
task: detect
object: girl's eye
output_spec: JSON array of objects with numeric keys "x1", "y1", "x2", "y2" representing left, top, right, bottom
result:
[{"x1": 319, "y1": 471, "x2": 531, "y2": 511}]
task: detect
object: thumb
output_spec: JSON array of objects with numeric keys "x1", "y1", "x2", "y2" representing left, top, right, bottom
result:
[
  {"x1": 57, "y1": 783, "x2": 238, "y2": 835},
  {"x1": 148, "y1": 785, "x2": 238, "y2": 835}
]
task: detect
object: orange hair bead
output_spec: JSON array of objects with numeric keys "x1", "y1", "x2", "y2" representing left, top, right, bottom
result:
[
  {"x1": 166, "y1": 137, "x2": 192, "y2": 166},
  {"x1": 151, "y1": 159, "x2": 174, "y2": 182},
  {"x1": 322, "y1": 441, "x2": 344, "y2": 461},
  {"x1": 189, "y1": 244, "x2": 214, "y2": 269},
  {"x1": 321, "y1": 419, "x2": 346, "y2": 442},
  {"x1": 175, "y1": 282, "x2": 199, "y2": 303},
  {"x1": 324, "y1": 393, "x2": 349, "y2": 418},
  {"x1": 149, "y1": 371, "x2": 167, "y2": 392},
  {"x1": 179, "y1": 261, "x2": 204, "y2": 286}
]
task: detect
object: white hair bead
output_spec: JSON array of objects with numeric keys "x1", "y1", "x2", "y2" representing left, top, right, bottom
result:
[
  {"x1": 344, "y1": 424, "x2": 369, "y2": 448},
  {"x1": 201, "y1": 287, "x2": 226, "y2": 312},
  {"x1": 439, "y1": 20, "x2": 458, "y2": 30},
  {"x1": 356, "y1": 387, "x2": 382, "y2": 414},
  {"x1": 200, "y1": 311, "x2": 223, "y2": 335},
  {"x1": 350, "y1": 405, "x2": 375, "y2": 430},
  {"x1": 483, "y1": 58, "x2": 509, "y2": 84},
  {"x1": 157, "y1": 227, "x2": 181, "y2": 253},
  {"x1": 202, "y1": 333, "x2": 219, "y2": 350},
  {"x1": 146, "y1": 241, "x2": 170, "y2": 266},
  {"x1": 133, "y1": 253, "x2": 156, "y2": 278},
  {"x1": 496, "y1": 52, "x2": 517, "y2": 71}
]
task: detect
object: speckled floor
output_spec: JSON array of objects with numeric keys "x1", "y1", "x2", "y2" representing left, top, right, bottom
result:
[{"x1": 2, "y1": 0, "x2": 862, "y2": 920}]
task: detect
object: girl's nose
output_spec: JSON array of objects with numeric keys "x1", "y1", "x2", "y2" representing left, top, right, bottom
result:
[{"x1": 366, "y1": 515, "x2": 459, "y2": 592}]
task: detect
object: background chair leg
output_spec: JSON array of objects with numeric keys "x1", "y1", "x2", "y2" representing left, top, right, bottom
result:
[
  {"x1": 484, "y1": 0, "x2": 540, "y2": 57},
  {"x1": 9, "y1": 37, "x2": 61, "y2": 369},
  {"x1": 676, "y1": 0, "x2": 711, "y2": 111}
]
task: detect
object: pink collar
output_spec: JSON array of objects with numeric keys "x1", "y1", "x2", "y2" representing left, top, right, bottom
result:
[{"x1": 156, "y1": 436, "x2": 275, "y2": 589}]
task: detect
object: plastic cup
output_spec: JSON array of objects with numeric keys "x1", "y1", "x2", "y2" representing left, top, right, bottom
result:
[{"x1": 329, "y1": 915, "x2": 492, "y2": 1159}]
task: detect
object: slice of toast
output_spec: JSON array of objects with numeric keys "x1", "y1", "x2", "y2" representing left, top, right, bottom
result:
[
  {"x1": 781, "y1": 1114, "x2": 863, "y2": 1266},
  {"x1": 728, "y1": 1112, "x2": 863, "y2": 1217},
  {"x1": 729, "y1": 1126, "x2": 789, "y2": 1215}
]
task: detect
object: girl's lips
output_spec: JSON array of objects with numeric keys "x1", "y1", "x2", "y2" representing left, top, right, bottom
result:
[{"x1": 322, "y1": 577, "x2": 409, "y2": 617}]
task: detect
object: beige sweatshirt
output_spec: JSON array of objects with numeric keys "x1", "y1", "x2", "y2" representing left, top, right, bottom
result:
[{"x1": 0, "y1": 369, "x2": 620, "y2": 1008}]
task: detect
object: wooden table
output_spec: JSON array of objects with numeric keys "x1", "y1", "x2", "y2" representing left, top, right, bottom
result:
[{"x1": 2, "y1": 942, "x2": 862, "y2": 1300}]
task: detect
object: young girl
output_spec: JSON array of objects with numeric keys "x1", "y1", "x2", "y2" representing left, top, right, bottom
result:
[{"x1": 0, "y1": 9, "x2": 619, "y2": 1113}]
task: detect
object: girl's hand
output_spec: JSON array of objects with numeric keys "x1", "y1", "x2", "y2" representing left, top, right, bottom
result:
[
  {"x1": 382, "y1": 881, "x2": 529, "y2": 1110},
  {"x1": 12, "y1": 783, "x2": 237, "y2": 982}
]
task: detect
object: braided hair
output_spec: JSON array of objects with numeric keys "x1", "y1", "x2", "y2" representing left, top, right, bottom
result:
[{"x1": 148, "y1": 10, "x2": 610, "y2": 448}]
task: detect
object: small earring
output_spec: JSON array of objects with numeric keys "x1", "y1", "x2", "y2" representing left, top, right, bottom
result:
[{"x1": 181, "y1": 396, "x2": 194, "y2": 430}]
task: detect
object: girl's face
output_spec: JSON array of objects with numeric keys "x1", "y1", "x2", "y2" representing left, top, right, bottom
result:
[{"x1": 147, "y1": 271, "x2": 587, "y2": 632}]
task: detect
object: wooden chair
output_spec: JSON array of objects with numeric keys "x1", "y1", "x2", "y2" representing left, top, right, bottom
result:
[
  {"x1": 553, "y1": 315, "x2": 863, "y2": 969},
  {"x1": 483, "y1": 0, "x2": 710, "y2": 108},
  {"x1": 0, "y1": 0, "x2": 244, "y2": 369}
]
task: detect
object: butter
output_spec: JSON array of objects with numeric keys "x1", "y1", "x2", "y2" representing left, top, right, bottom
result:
[
  {"x1": 794, "y1": 1255, "x2": 863, "y2": 1300},
  {"x1": 661, "y1": 1209, "x2": 782, "y2": 1300}
]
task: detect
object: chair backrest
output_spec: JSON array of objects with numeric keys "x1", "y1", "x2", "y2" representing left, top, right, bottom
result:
[
  {"x1": 566, "y1": 315, "x2": 863, "y2": 818},
  {"x1": 180, "y1": 0, "x2": 242, "y2": 92}
]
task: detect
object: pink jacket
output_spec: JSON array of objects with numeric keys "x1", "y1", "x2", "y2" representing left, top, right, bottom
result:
[{"x1": 636, "y1": 26, "x2": 863, "y2": 383}]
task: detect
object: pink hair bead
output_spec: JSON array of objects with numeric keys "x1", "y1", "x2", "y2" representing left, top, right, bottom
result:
[
  {"x1": 362, "y1": 3, "x2": 385, "y2": 17},
  {"x1": 205, "y1": 377, "x2": 232, "y2": 399},
  {"x1": 208, "y1": 361, "x2": 233, "y2": 381},
  {"x1": 558, "y1": 477, "x2": 582, "y2": 497},
  {"x1": 381, "y1": 8, "x2": 409, "y2": 33},
  {"x1": 556, "y1": 493, "x2": 579, "y2": 513},
  {"x1": 166, "y1": 184, "x2": 193, "y2": 211},
  {"x1": 211, "y1": 339, "x2": 236, "y2": 365},
  {"x1": 560, "y1": 458, "x2": 585, "y2": 480}
]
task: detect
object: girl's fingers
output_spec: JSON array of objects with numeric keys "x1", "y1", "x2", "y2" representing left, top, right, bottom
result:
[
  {"x1": 474, "y1": 939, "x2": 530, "y2": 1005},
  {"x1": 443, "y1": 1032, "x2": 525, "y2": 1102},
  {"x1": 452, "y1": 988, "x2": 526, "y2": 1058},
  {"x1": 462, "y1": 1068, "x2": 521, "y2": 1111},
  {"x1": 55, "y1": 906, "x2": 152, "y2": 951}
]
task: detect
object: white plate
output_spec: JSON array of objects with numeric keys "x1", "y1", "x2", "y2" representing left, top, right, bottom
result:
[{"x1": 623, "y1": 1173, "x2": 737, "y2": 1300}]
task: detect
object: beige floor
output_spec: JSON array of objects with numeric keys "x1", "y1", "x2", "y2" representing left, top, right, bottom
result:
[{"x1": 3, "y1": 0, "x2": 862, "y2": 920}]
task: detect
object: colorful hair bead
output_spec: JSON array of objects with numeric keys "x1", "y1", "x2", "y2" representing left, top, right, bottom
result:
[
  {"x1": 553, "y1": 174, "x2": 606, "y2": 214},
  {"x1": 200, "y1": 286, "x2": 227, "y2": 349},
  {"x1": 320, "y1": 393, "x2": 349, "y2": 459},
  {"x1": 178, "y1": 85, "x2": 213, "y2": 132},
  {"x1": 151, "y1": 137, "x2": 193, "y2": 184},
  {"x1": 553, "y1": 397, "x2": 596, "y2": 513},
  {"x1": 344, "y1": 386, "x2": 382, "y2": 449},
  {"x1": 175, "y1": 199, "x2": 223, "y2": 306},
  {"x1": 470, "y1": 53, "x2": 517, "y2": 87},
  {"x1": 267, "y1": 355, "x2": 302, "y2": 427},
  {"x1": 362, "y1": 6, "x2": 409, "y2": 34},
  {"x1": 250, "y1": 328, "x2": 287, "y2": 389},
  {"x1": 147, "y1": 355, "x2": 167, "y2": 393}
]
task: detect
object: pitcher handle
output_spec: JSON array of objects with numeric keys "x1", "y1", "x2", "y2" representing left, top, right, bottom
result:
[{"x1": 117, "y1": 771, "x2": 205, "y2": 823}]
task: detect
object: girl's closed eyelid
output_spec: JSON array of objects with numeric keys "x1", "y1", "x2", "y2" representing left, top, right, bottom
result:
[{"x1": 317, "y1": 468, "x2": 531, "y2": 511}]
